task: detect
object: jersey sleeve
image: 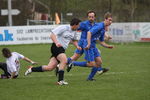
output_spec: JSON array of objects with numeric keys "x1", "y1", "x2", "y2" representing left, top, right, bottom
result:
[
  {"x1": 99, "y1": 29, "x2": 105, "y2": 42},
  {"x1": 89, "y1": 23, "x2": 104, "y2": 35},
  {"x1": 72, "y1": 32, "x2": 79, "y2": 40},
  {"x1": 89, "y1": 25, "x2": 99, "y2": 35},
  {"x1": 78, "y1": 22, "x2": 85, "y2": 31},
  {"x1": 51, "y1": 25, "x2": 67, "y2": 35},
  {"x1": 14, "y1": 52, "x2": 24, "y2": 59}
]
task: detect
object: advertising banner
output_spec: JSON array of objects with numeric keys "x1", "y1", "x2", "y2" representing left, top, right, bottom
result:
[
  {"x1": 0, "y1": 25, "x2": 57, "y2": 45},
  {"x1": 0, "y1": 23, "x2": 150, "y2": 45}
]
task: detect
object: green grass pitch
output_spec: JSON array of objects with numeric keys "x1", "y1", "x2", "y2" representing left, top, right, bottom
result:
[{"x1": 0, "y1": 42, "x2": 150, "y2": 100}]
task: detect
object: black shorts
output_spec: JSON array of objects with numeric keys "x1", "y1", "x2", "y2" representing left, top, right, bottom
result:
[
  {"x1": 0, "y1": 62, "x2": 18, "y2": 79},
  {"x1": 51, "y1": 43, "x2": 65, "y2": 58},
  {"x1": 0, "y1": 62, "x2": 9, "y2": 77}
]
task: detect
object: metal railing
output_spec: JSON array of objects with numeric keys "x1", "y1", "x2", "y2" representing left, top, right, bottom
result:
[{"x1": 27, "y1": 19, "x2": 70, "y2": 25}]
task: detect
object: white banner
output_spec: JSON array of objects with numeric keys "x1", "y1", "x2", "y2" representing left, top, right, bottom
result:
[
  {"x1": 109, "y1": 23, "x2": 134, "y2": 42},
  {"x1": 109, "y1": 23, "x2": 150, "y2": 42},
  {"x1": 0, "y1": 23, "x2": 150, "y2": 45},
  {"x1": 132, "y1": 23, "x2": 150, "y2": 42},
  {"x1": 0, "y1": 25, "x2": 58, "y2": 45}
]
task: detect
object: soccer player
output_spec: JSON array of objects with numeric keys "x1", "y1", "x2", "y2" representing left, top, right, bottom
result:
[
  {"x1": 0, "y1": 48, "x2": 37, "y2": 79},
  {"x1": 68, "y1": 12, "x2": 114, "y2": 80},
  {"x1": 65, "y1": 11, "x2": 111, "y2": 78},
  {"x1": 25, "y1": 18, "x2": 81, "y2": 85},
  {"x1": 67, "y1": 10, "x2": 97, "y2": 64},
  {"x1": 66, "y1": 11, "x2": 108, "y2": 73},
  {"x1": 67, "y1": 11, "x2": 111, "y2": 68},
  {"x1": 86, "y1": 12, "x2": 114, "y2": 80}
]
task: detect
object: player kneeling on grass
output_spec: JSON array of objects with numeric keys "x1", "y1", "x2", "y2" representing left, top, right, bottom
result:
[
  {"x1": 0, "y1": 48, "x2": 37, "y2": 79},
  {"x1": 25, "y1": 18, "x2": 81, "y2": 85}
]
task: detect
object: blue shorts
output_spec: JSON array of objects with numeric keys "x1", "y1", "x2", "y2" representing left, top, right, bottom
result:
[
  {"x1": 84, "y1": 47, "x2": 101, "y2": 62},
  {"x1": 75, "y1": 39, "x2": 87, "y2": 54}
]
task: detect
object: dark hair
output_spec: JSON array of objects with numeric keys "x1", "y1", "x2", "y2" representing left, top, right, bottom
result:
[
  {"x1": 104, "y1": 12, "x2": 112, "y2": 19},
  {"x1": 2, "y1": 48, "x2": 12, "y2": 58},
  {"x1": 70, "y1": 18, "x2": 81, "y2": 26},
  {"x1": 87, "y1": 10, "x2": 96, "y2": 17}
]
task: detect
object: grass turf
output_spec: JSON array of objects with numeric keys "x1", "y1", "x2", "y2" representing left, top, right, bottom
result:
[{"x1": 0, "y1": 42, "x2": 150, "y2": 100}]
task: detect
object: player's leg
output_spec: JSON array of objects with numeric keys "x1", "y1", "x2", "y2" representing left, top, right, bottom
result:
[
  {"x1": 95, "y1": 56, "x2": 109, "y2": 74},
  {"x1": 25, "y1": 57, "x2": 58, "y2": 76},
  {"x1": 74, "y1": 48, "x2": 98, "y2": 67},
  {"x1": 87, "y1": 47, "x2": 109, "y2": 80},
  {"x1": 56, "y1": 53, "x2": 68, "y2": 85},
  {"x1": 43, "y1": 57, "x2": 58, "y2": 71},
  {"x1": 67, "y1": 48, "x2": 98, "y2": 73},
  {"x1": 67, "y1": 48, "x2": 83, "y2": 64},
  {"x1": 66, "y1": 49, "x2": 83, "y2": 72},
  {"x1": 87, "y1": 48, "x2": 102, "y2": 80},
  {"x1": 95, "y1": 47, "x2": 109, "y2": 73},
  {"x1": 70, "y1": 53, "x2": 81, "y2": 62},
  {"x1": 69, "y1": 48, "x2": 98, "y2": 68},
  {"x1": 87, "y1": 47, "x2": 110, "y2": 80},
  {"x1": 0, "y1": 62, "x2": 10, "y2": 78},
  {"x1": 67, "y1": 39, "x2": 84, "y2": 64},
  {"x1": 87, "y1": 59, "x2": 103, "y2": 80}
]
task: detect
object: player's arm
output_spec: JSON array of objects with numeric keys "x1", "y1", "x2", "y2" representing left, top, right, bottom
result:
[
  {"x1": 22, "y1": 57, "x2": 37, "y2": 65},
  {"x1": 15, "y1": 52, "x2": 38, "y2": 65},
  {"x1": 104, "y1": 32, "x2": 112, "y2": 41},
  {"x1": 104, "y1": 26, "x2": 112, "y2": 41},
  {"x1": 99, "y1": 41, "x2": 114, "y2": 49},
  {"x1": 85, "y1": 31, "x2": 91, "y2": 50},
  {"x1": 50, "y1": 33, "x2": 58, "y2": 44},
  {"x1": 72, "y1": 31, "x2": 82, "y2": 50},
  {"x1": 86, "y1": 25, "x2": 100, "y2": 50},
  {"x1": 50, "y1": 26, "x2": 66, "y2": 47},
  {"x1": 72, "y1": 40, "x2": 82, "y2": 50},
  {"x1": 99, "y1": 28, "x2": 113, "y2": 48},
  {"x1": 50, "y1": 33, "x2": 62, "y2": 47}
]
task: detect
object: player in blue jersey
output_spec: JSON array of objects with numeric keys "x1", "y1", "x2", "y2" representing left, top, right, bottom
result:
[
  {"x1": 66, "y1": 11, "x2": 109, "y2": 76},
  {"x1": 67, "y1": 10, "x2": 97, "y2": 64},
  {"x1": 67, "y1": 11, "x2": 111, "y2": 66},
  {"x1": 85, "y1": 12, "x2": 114, "y2": 80},
  {"x1": 67, "y1": 12, "x2": 114, "y2": 81}
]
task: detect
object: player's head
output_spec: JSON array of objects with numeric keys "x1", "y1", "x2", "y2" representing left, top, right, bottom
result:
[
  {"x1": 104, "y1": 12, "x2": 112, "y2": 26},
  {"x1": 2, "y1": 48, "x2": 12, "y2": 58},
  {"x1": 87, "y1": 10, "x2": 96, "y2": 22},
  {"x1": 70, "y1": 18, "x2": 81, "y2": 30}
]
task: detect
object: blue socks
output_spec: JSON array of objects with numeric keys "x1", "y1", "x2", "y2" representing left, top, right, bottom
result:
[
  {"x1": 67, "y1": 57, "x2": 72, "y2": 64},
  {"x1": 87, "y1": 67, "x2": 98, "y2": 80},
  {"x1": 73, "y1": 61, "x2": 87, "y2": 67},
  {"x1": 87, "y1": 66, "x2": 103, "y2": 80},
  {"x1": 97, "y1": 67, "x2": 103, "y2": 71}
]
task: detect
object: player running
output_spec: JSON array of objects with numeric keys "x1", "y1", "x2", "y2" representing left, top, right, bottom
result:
[
  {"x1": 25, "y1": 18, "x2": 81, "y2": 85},
  {"x1": 67, "y1": 12, "x2": 114, "y2": 81}
]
